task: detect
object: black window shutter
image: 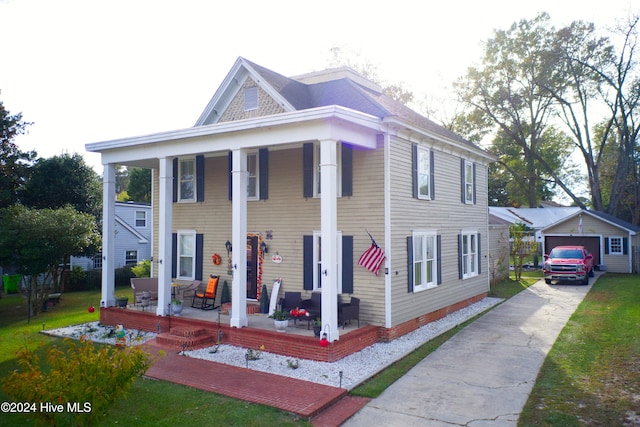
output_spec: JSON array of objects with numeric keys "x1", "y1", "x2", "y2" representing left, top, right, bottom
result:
[
  {"x1": 458, "y1": 234, "x2": 463, "y2": 279},
  {"x1": 228, "y1": 151, "x2": 233, "y2": 201},
  {"x1": 196, "y1": 155, "x2": 205, "y2": 202},
  {"x1": 460, "y1": 159, "x2": 466, "y2": 203},
  {"x1": 605, "y1": 238, "x2": 609, "y2": 254},
  {"x1": 430, "y1": 150, "x2": 435, "y2": 200},
  {"x1": 342, "y1": 235, "x2": 354, "y2": 294},
  {"x1": 437, "y1": 235, "x2": 442, "y2": 285},
  {"x1": 195, "y1": 233, "x2": 204, "y2": 280},
  {"x1": 259, "y1": 148, "x2": 268, "y2": 200},
  {"x1": 473, "y1": 163, "x2": 477, "y2": 204},
  {"x1": 412, "y1": 145, "x2": 418, "y2": 199},
  {"x1": 477, "y1": 233, "x2": 482, "y2": 274},
  {"x1": 171, "y1": 233, "x2": 177, "y2": 278},
  {"x1": 303, "y1": 235, "x2": 314, "y2": 290},
  {"x1": 623, "y1": 237, "x2": 629, "y2": 255},
  {"x1": 407, "y1": 236, "x2": 414, "y2": 292},
  {"x1": 172, "y1": 158, "x2": 178, "y2": 203},
  {"x1": 341, "y1": 143, "x2": 353, "y2": 197},
  {"x1": 303, "y1": 143, "x2": 314, "y2": 198}
]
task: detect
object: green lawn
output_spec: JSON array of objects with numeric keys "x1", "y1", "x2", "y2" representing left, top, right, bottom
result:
[
  {"x1": 519, "y1": 273, "x2": 640, "y2": 426},
  {"x1": 2, "y1": 274, "x2": 635, "y2": 426}
]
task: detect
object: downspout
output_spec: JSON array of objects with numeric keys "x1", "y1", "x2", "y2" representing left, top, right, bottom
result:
[{"x1": 383, "y1": 132, "x2": 392, "y2": 328}]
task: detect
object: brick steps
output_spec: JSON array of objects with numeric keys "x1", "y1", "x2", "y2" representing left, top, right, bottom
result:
[{"x1": 155, "y1": 326, "x2": 215, "y2": 351}]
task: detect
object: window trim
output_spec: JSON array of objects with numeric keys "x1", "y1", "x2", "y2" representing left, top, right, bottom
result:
[
  {"x1": 312, "y1": 230, "x2": 343, "y2": 293},
  {"x1": 416, "y1": 147, "x2": 431, "y2": 200},
  {"x1": 176, "y1": 230, "x2": 197, "y2": 280},
  {"x1": 463, "y1": 160, "x2": 474, "y2": 204},
  {"x1": 247, "y1": 151, "x2": 259, "y2": 201},
  {"x1": 460, "y1": 230, "x2": 479, "y2": 279},
  {"x1": 178, "y1": 158, "x2": 196, "y2": 203},
  {"x1": 412, "y1": 231, "x2": 438, "y2": 292},
  {"x1": 135, "y1": 210, "x2": 147, "y2": 228},
  {"x1": 125, "y1": 250, "x2": 138, "y2": 266},
  {"x1": 608, "y1": 236, "x2": 623, "y2": 255}
]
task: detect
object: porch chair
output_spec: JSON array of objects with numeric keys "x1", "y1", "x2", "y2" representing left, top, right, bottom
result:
[
  {"x1": 191, "y1": 275, "x2": 219, "y2": 310},
  {"x1": 179, "y1": 280, "x2": 201, "y2": 301},
  {"x1": 338, "y1": 297, "x2": 360, "y2": 329},
  {"x1": 279, "y1": 292, "x2": 302, "y2": 314}
]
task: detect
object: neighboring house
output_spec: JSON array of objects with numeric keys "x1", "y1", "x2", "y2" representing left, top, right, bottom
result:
[
  {"x1": 489, "y1": 206, "x2": 640, "y2": 274},
  {"x1": 86, "y1": 57, "x2": 494, "y2": 342},
  {"x1": 71, "y1": 201, "x2": 152, "y2": 270}
]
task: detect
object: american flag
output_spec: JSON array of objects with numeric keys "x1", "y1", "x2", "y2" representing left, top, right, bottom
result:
[{"x1": 358, "y1": 243, "x2": 386, "y2": 276}]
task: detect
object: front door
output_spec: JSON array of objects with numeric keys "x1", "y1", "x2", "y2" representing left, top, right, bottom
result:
[{"x1": 246, "y1": 235, "x2": 258, "y2": 299}]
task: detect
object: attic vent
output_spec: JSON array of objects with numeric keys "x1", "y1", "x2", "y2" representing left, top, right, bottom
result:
[{"x1": 244, "y1": 86, "x2": 258, "y2": 111}]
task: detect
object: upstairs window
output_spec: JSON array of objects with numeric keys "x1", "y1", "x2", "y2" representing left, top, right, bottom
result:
[
  {"x1": 135, "y1": 210, "x2": 146, "y2": 227},
  {"x1": 244, "y1": 87, "x2": 258, "y2": 111},
  {"x1": 179, "y1": 158, "x2": 195, "y2": 202},
  {"x1": 412, "y1": 145, "x2": 435, "y2": 200},
  {"x1": 462, "y1": 159, "x2": 476, "y2": 204}
]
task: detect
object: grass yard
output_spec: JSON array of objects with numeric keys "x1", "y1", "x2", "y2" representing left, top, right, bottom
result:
[
  {"x1": 519, "y1": 273, "x2": 640, "y2": 426},
  {"x1": 4, "y1": 273, "x2": 633, "y2": 426}
]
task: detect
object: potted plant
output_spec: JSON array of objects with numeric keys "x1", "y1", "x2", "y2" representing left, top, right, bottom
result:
[
  {"x1": 269, "y1": 310, "x2": 289, "y2": 332},
  {"x1": 115, "y1": 295, "x2": 128, "y2": 308},
  {"x1": 171, "y1": 299, "x2": 183, "y2": 316},
  {"x1": 312, "y1": 318, "x2": 322, "y2": 337}
]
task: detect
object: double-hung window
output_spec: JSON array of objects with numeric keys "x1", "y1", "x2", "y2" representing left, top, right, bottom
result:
[
  {"x1": 179, "y1": 158, "x2": 196, "y2": 202},
  {"x1": 412, "y1": 231, "x2": 438, "y2": 291},
  {"x1": 312, "y1": 231, "x2": 343, "y2": 293},
  {"x1": 247, "y1": 152, "x2": 259, "y2": 200},
  {"x1": 460, "y1": 230, "x2": 479, "y2": 278},
  {"x1": 177, "y1": 230, "x2": 196, "y2": 280},
  {"x1": 417, "y1": 147, "x2": 431, "y2": 199},
  {"x1": 609, "y1": 237, "x2": 623, "y2": 255},
  {"x1": 125, "y1": 250, "x2": 138, "y2": 266},
  {"x1": 463, "y1": 160, "x2": 475, "y2": 204},
  {"x1": 135, "y1": 210, "x2": 146, "y2": 227}
]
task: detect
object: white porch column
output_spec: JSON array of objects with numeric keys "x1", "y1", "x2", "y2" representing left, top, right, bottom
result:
[
  {"x1": 156, "y1": 157, "x2": 173, "y2": 316},
  {"x1": 101, "y1": 163, "x2": 116, "y2": 308},
  {"x1": 231, "y1": 149, "x2": 248, "y2": 328},
  {"x1": 320, "y1": 139, "x2": 339, "y2": 342}
]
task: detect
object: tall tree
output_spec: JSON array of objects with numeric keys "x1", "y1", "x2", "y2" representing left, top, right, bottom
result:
[
  {"x1": 0, "y1": 101, "x2": 35, "y2": 208},
  {"x1": 127, "y1": 167, "x2": 151, "y2": 202},
  {"x1": 455, "y1": 13, "x2": 585, "y2": 207},
  {"x1": 0, "y1": 205, "x2": 100, "y2": 315},
  {"x1": 20, "y1": 153, "x2": 102, "y2": 220}
]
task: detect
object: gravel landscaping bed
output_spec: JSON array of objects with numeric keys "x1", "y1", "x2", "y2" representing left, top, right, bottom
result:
[{"x1": 43, "y1": 297, "x2": 501, "y2": 390}]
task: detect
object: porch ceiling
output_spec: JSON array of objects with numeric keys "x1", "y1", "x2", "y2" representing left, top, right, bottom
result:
[{"x1": 86, "y1": 106, "x2": 381, "y2": 168}]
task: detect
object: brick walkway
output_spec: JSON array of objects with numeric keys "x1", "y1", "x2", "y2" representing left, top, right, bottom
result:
[{"x1": 144, "y1": 342, "x2": 370, "y2": 426}]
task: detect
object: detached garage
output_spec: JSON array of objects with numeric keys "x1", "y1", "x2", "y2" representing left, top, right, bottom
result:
[{"x1": 542, "y1": 210, "x2": 640, "y2": 274}]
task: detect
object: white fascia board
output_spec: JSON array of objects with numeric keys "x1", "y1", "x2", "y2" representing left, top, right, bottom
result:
[
  {"x1": 383, "y1": 117, "x2": 495, "y2": 163},
  {"x1": 87, "y1": 106, "x2": 381, "y2": 163},
  {"x1": 115, "y1": 216, "x2": 149, "y2": 243}
]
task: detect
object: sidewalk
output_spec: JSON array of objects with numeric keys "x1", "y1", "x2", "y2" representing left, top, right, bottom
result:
[{"x1": 342, "y1": 277, "x2": 596, "y2": 426}]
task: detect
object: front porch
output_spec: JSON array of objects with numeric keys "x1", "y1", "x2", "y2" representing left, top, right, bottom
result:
[{"x1": 100, "y1": 303, "x2": 378, "y2": 363}]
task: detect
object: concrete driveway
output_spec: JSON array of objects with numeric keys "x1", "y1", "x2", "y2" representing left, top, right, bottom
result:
[{"x1": 343, "y1": 276, "x2": 597, "y2": 426}]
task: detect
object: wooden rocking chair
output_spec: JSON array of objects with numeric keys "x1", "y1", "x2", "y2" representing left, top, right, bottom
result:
[{"x1": 191, "y1": 275, "x2": 219, "y2": 310}]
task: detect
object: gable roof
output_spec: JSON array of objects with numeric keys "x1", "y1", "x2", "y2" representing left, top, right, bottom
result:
[
  {"x1": 196, "y1": 57, "x2": 482, "y2": 153},
  {"x1": 489, "y1": 207, "x2": 581, "y2": 229}
]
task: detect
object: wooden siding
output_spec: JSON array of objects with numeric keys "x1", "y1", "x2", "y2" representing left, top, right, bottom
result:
[
  {"x1": 388, "y1": 135, "x2": 490, "y2": 326},
  {"x1": 152, "y1": 143, "x2": 386, "y2": 325},
  {"x1": 488, "y1": 224, "x2": 510, "y2": 284}
]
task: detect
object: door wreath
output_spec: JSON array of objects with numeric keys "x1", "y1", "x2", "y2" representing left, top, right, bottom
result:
[{"x1": 212, "y1": 253, "x2": 222, "y2": 265}]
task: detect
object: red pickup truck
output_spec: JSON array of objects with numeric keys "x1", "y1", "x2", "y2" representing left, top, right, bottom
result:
[{"x1": 543, "y1": 245, "x2": 595, "y2": 285}]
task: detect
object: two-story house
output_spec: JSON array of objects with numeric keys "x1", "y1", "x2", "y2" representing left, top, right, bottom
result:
[{"x1": 86, "y1": 57, "x2": 493, "y2": 344}]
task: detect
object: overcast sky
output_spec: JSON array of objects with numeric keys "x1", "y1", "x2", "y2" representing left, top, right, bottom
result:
[{"x1": 1, "y1": 0, "x2": 636, "y2": 173}]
